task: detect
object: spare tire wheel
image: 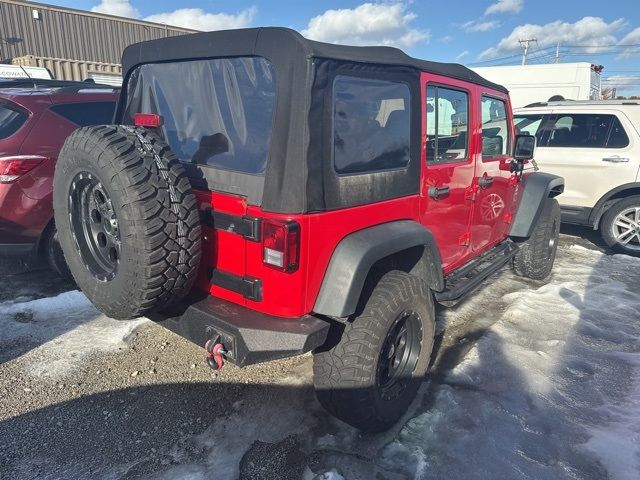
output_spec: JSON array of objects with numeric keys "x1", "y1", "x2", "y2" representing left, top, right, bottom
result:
[{"x1": 53, "y1": 125, "x2": 202, "y2": 319}]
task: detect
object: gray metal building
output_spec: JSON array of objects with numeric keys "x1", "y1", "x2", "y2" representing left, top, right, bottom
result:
[{"x1": 0, "y1": 0, "x2": 196, "y2": 83}]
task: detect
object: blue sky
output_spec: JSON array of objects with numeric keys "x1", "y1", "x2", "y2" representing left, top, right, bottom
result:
[{"x1": 50, "y1": 0, "x2": 640, "y2": 95}]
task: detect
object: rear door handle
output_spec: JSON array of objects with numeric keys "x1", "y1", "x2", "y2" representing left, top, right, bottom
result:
[
  {"x1": 602, "y1": 156, "x2": 629, "y2": 163},
  {"x1": 428, "y1": 185, "x2": 450, "y2": 200},
  {"x1": 478, "y1": 176, "x2": 494, "y2": 189}
]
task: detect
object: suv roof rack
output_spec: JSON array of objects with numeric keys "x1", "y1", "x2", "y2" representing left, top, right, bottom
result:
[
  {"x1": 523, "y1": 99, "x2": 639, "y2": 108},
  {"x1": 0, "y1": 78, "x2": 120, "y2": 92}
]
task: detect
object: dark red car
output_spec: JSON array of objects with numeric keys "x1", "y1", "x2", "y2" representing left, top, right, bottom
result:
[{"x1": 0, "y1": 79, "x2": 118, "y2": 275}]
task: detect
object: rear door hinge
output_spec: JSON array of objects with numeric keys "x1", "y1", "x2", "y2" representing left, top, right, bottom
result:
[
  {"x1": 210, "y1": 268, "x2": 262, "y2": 302},
  {"x1": 201, "y1": 208, "x2": 261, "y2": 242}
]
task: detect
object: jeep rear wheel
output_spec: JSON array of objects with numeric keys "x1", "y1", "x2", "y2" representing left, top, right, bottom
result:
[
  {"x1": 53, "y1": 125, "x2": 201, "y2": 319},
  {"x1": 601, "y1": 196, "x2": 640, "y2": 257},
  {"x1": 312, "y1": 271, "x2": 435, "y2": 432},
  {"x1": 512, "y1": 198, "x2": 560, "y2": 281}
]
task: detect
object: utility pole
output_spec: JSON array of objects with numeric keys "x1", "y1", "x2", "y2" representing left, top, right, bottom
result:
[
  {"x1": 519, "y1": 38, "x2": 538, "y2": 65},
  {"x1": 554, "y1": 42, "x2": 560, "y2": 64}
]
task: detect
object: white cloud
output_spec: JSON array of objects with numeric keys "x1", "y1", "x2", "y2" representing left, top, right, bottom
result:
[
  {"x1": 455, "y1": 50, "x2": 470, "y2": 62},
  {"x1": 91, "y1": 0, "x2": 139, "y2": 18},
  {"x1": 145, "y1": 7, "x2": 256, "y2": 31},
  {"x1": 617, "y1": 27, "x2": 640, "y2": 59},
  {"x1": 461, "y1": 20, "x2": 501, "y2": 32},
  {"x1": 90, "y1": 1, "x2": 255, "y2": 32},
  {"x1": 301, "y1": 2, "x2": 429, "y2": 49},
  {"x1": 485, "y1": 0, "x2": 523, "y2": 16},
  {"x1": 602, "y1": 75, "x2": 640, "y2": 91},
  {"x1": 440, "y1": 35, "x2": 454, "y2": 44},
  {"x1": 479, "y1": 16, "x2": 625, "y2": 59}
]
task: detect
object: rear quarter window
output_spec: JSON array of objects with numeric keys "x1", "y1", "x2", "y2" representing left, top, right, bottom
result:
[
  {"x1": 333, "y1": 76, "x2": 411, "y2": 175},
  {"x1": 50, "y1": 101, "x2": 116, "y2": 126},
  {"x1": 0, "y1": 104, "x2": 28, "y2": 140}
]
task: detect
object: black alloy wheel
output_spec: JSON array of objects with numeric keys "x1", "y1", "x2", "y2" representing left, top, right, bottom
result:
[
  {"x1": 68, "y1": 172, "x2": 120, "y2": 282},
  {"x1": 377, "y1": 310, "x2": 423, "y2": 401}
]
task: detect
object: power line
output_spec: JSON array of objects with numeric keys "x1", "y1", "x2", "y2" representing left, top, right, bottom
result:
[{"x1": 469, "y1": 43, "x2": 640, "y2": 67}]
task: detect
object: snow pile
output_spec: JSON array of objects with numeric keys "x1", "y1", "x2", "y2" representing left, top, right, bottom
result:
[
  {"x1": 0, "y1": 290, "x2": 147, "y2": 378},
  {"x1": 381, "y1": 247, "x2": 640, "y2": 479}
]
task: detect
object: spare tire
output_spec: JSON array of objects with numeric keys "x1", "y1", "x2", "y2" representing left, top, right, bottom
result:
[{"x1": 53, "y1": 125, "x2": 202, "y2": 319}]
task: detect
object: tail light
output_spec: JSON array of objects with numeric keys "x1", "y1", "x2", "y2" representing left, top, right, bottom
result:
[
  {"x1": 262, "y1": 219, "x2": 300, "y2": 272},
  {"x1": 0, "y1": 155, "x2": 47, "y2": 183},
  {"x1": 134, "y1": 113, "x2": 163, "y2": 128}
]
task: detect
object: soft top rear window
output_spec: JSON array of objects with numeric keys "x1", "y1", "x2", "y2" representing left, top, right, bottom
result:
[
  {"x1": 123, "y1": 57, "x2": 276, "y2": 175},
  {"x1": 0, "y1": 104, "x2": 28, "y2": 140}
]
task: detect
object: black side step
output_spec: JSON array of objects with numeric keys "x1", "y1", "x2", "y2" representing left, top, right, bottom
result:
[{"x1": 434, "y1": 240, "x2": 518, "y2": 305}]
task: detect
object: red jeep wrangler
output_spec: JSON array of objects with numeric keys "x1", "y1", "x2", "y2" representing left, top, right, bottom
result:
[{"x1": 53, "y1": 28, "x2": 564, "y2": 431}]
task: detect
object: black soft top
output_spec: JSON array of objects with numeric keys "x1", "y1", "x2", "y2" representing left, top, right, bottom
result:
[
  {"x1": 121, "y1": 27, "x2": 506, "y2": 93},
  {"x1": 118, "y1": 28, "x2": 508, "y2": 214}
]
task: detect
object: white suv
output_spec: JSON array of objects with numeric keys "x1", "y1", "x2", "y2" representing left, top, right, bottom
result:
[{"x1": 514, "y1": 100, "x2": 640, "y2": 256}]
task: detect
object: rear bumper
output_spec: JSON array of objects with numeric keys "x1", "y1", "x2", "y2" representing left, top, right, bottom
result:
[{"x1": 148, "y1": 292, "x2": 331, "y2": 367}]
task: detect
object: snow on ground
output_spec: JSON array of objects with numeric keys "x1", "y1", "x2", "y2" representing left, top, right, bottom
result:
[
  {"x1": 0, "y1": 290, "x2": 148, "y2": 378},
  {"x1": 2, "y1": 243, "x2": 639, "y2": 479},
  {"x1": 136, "y1": 245, "x2": 640, "y2": 479},
  {"x1": 379, "y1": 246, "x2": 640, "y2": 480}
]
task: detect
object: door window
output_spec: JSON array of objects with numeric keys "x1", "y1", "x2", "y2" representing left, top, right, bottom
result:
[
  {"x1": 426, "y1": 85, "x2": 469, "y2": 164},
  {"x1": 545, "y1": 113, "x2": 629, "y2": 148},
  {"x1": 481, "y1": 96, "x2": 511, "y2": 158},
  {"x1": 332, "y1": 76, "x2": 411, "y2": 175}
]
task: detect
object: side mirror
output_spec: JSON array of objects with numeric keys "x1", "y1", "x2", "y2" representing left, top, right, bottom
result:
[{"x1": 513, "y1": 134, "x2": 536, "y2": 161}]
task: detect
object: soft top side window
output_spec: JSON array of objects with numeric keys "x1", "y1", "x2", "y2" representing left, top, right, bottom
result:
[{"x1": 332, "y1": 76, "x2": 411, "y2": 175}]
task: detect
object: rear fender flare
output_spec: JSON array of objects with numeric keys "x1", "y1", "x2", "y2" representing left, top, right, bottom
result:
[
  {"x1": 313, "y1": 220, "x2": 443, "y2": 318},
  {"x1": 510, "y1": 172, "x2": 564, "y2": 239}
]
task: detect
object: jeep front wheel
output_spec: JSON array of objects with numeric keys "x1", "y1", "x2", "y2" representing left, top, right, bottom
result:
[
  {"x1": 512, "y1": 198, "x2": 560, "y2": 281},
  {"x1": 600, "y1": 196, "x2": 640, "y2": 257},
  {"x1": 312, "y1": 270, "x2": 435, "y2": 432},
  {"x1": 53, "y1": 125, "x2": 202, "y2": 319}
]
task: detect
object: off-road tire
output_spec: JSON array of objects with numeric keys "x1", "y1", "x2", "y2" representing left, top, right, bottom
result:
[
  {"x1": 44, "y1": 227, "x2": 72, "y2": 280},
  {"x1": 53, "y1": 125, "x2": 201, "y2": 319},
  {"x1": 313, "y1": 271, "x2": 435, "y2": 432},
  {"x1": 600, "y1": 196, "x2": 640, "y2": 257},
  {"x1": 512, "y1": 198, "x2": 560, "y2": 280}
]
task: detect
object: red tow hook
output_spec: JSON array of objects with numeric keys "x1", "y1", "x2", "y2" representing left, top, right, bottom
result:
[{"x1": 205, "y1": 339, "x2": 227, "y2": 370}]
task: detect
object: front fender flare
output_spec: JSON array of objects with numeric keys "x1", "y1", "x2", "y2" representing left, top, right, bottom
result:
[
  {"x1": 510, "y1": 172, "x2": 564, "y2": 239},
  {"x1": 313, "y1": 220, "x2": 443, "y2": 318}
]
